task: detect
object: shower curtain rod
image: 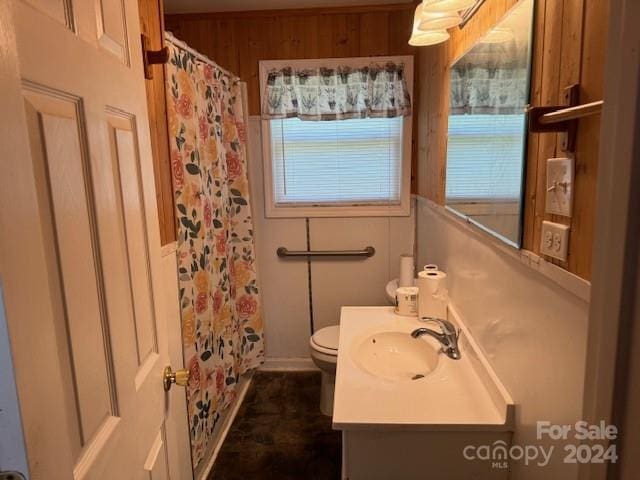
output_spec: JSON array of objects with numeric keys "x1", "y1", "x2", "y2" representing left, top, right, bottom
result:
[{"x1": 164, "y1": 31, "x2": 240, "y2": 82}]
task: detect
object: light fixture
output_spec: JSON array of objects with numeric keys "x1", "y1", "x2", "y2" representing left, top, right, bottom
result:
[
  {"x1": 482, "y1": 27, "x2": 514, "y2": 44},
  {"x1": 422, "y1": 0, "x2": 477, "y2": 13},
  {"x1": 418, "y1": 8, "x2": 462, "y2": 31},
  {"x1": 409, "y1": 5, "x2": 450, "y2": 46},
  {"x1": 409, "y1": 29, "x2": 450, "y2": 46}
]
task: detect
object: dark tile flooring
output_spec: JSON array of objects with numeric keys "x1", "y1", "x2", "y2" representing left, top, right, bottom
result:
[{"x1": 209, "y1": 371, "x2": 341, "y2": 480}]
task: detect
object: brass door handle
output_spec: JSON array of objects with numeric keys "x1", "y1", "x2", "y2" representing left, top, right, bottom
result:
[
  {"x1": 163, "y1": 366, "x2": 190, "y2": 391},
  {"x1": 0, "y1": 472, "x2": 27, "y2": 480}
]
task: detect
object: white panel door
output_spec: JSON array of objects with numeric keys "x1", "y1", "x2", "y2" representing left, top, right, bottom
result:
[{"x1": 0, "y1": 0, "x2": 189, "y2": 479}]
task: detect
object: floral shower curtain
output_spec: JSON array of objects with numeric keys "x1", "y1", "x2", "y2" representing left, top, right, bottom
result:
[{"x1": 164, "y1": 32, "x2": 264, "y2": 468}]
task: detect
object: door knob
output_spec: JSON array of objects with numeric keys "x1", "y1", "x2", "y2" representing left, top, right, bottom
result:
[
  {"x1": 0, "y1": 472, "x2": 26, "y2": 480},
  {"x1": 163, "y1": 366, "x2": 190, "y2": 391}
]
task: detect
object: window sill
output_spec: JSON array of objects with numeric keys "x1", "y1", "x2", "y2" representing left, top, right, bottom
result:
[{"x1": 265, "y1": 203, "x2": 411, "y2": 218}]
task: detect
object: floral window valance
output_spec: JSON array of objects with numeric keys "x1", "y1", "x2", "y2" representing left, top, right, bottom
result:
[
  {"x1": 262, "y1": 62, "x2": 412, "y2": 121},
  {"x1": 450, "y1": 41, "x2": 530, "y2": 115}
]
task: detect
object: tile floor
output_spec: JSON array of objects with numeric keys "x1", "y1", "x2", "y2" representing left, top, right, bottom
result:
[{"x1": 209, "y1": 371, "x2": 341, "y2": 480}]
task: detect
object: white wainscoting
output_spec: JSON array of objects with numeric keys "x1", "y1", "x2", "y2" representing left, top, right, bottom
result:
[
  {"x1": 415, "y1": 196, "x2": 590, "y2": 480},
  {"x1": 247, "y1": 116, "x2": 415, "y2": 361}
]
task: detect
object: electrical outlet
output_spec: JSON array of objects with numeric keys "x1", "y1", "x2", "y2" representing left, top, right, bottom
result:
[
  {"x1": 546, "y1": 157, "x2": 574, "y2": 217},
  {"x1": 540, "y1": 221, "x2": 570, "y2": 261}
]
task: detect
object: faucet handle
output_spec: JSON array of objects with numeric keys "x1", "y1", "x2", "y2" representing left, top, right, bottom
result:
[{"x1": 420, "y1": 317, "x2": 460, "y2": 339}]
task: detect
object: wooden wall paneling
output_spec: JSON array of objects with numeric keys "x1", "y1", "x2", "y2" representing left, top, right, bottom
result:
[
  {"x1": 165, "y1": 4, "x2": 420, "y2": 192},
  {"x1": 527, "y1": 0, "x2": 565, "y2": 256},
  {"x1": 265, "y1": 15, "x2": 282, "y2": 61},
  {"x1": 280, "y1": 15, "x2": 296, "y2": 58},
  {"x1": 388, "y1": 8, "x2": 413, "y2": 56},
  {"x1": 316, "y1": 15, "x2": 335, "y2": 58},
  {"x1": 334, "y1": 14, "x2": 361, "y2": 58},
  {"x1": 525, "y1": 0, "x2": 605, "y2": 280},
  {"x1": 416, "y1": 45, "x2": 430, "y2": 200},
  {"x1": 214, "y1": 19, "x2": 239, "y2": 75},
  {"x1": 166, "y1": 3, "x2": 418, "y2": 116},
  {"x1": 248, "y1": 17, "x2": 269, "y2": 114},
  {"x1": 301, "y1": 15, "x2": 320, "y2": 58},
  {"x1": 569, "y1": 0, "x2": 609, "y2": 279},
  {"x1": 547, "y1": 0, "x2": 585, "y2": 271},
  {"x1": 359, "y1": 12, "x2": 389, "y2": 56},
  {"x1": 139, "y1": 0, "x2": 176, "y2": 245},
  {"x1": 417, "y1": 42, "x2": 449, "y2": 203}
]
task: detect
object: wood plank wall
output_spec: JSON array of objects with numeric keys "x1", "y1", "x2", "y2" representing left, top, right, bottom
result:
[
  {"x1": 416, "y1": 0, "x2": 609, "y2": 280},
  {"x1": 139, "y1": 0, "x2": 176, "y2": 245},
  {"x1": 164, "y1": 4, "x2": 420, "y2": 191}
]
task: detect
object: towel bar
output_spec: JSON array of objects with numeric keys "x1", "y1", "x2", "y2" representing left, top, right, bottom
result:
[
  {"x1": 536, "y1": 100, "x2": 603, "y2": 125},
  {"x1": 528, "y1": 84, "x2": 603, "y2": 152}
]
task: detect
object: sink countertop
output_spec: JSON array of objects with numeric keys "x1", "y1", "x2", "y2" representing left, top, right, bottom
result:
[{"x1": 332, "y1": 306, "x2": 514, "y2": 432}]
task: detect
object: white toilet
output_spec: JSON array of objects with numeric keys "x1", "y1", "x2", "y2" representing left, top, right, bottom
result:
[
  {"x1": 309, "y1": 284, "x2": 396, "y2": 416},
  {"x1": 309, "y1": 325, "x2": 340, "y2": 416}
]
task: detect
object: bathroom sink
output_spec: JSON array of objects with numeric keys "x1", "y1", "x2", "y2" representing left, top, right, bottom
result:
[{"x1": 353, "y1": 331, "x2": 440, "y2": 382}]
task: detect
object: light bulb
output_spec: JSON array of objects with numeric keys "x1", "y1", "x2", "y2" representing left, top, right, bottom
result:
[
  {"x1": 409, "y1": 6, "x2": 450, "y2": 46},
  {"x1": 422, "y1": 0, "x2": 477, "y2": 13},
  {"x1": 409, "y1": 29, "x2": 450, "y2": 46}
]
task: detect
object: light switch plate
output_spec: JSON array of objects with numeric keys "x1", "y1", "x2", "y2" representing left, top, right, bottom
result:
[
  {"x1": 546, "y1": 157, "x2": 574, "y2": 217},
  {"x1": 540, "y1": 221, "x2": 570, "y2": 261}
]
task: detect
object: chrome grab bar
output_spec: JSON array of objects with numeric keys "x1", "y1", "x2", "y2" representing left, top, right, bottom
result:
[{"x1": 276, "y1": 246, "x2": 375, "y2": 258}]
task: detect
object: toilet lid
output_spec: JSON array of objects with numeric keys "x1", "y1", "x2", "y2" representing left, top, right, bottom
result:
[{"x1": 311, "y1": 325, "x2": 340, "y2": 351}]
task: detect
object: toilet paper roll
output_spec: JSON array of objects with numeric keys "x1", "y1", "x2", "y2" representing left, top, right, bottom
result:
[
  {"x1": 423, "y1": 264, "x2": 439, "y2": 271},
  {"x1": 417, "y1": 270, "x2": 448, "y2": 319},
  {"x1": 399, "y1": 254, "x2": 415, "y2": 288}
]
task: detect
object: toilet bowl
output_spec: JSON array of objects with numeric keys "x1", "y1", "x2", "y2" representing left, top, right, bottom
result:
[{"x1": 309, "y1": 325, "x2": 339, "y2": 416}]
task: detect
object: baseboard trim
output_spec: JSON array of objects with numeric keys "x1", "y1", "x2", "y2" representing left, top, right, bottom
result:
[
  {"x1": 195, "y1": 372, "x2": 253, "y2": 480},
  {"x1": 260, "y1": 357, "x2": 318, "y2": 371}
]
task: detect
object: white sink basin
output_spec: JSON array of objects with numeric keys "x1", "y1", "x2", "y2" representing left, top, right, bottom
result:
[{"x1": 353, "y1": 331, "x2": 440, "y2": 382}]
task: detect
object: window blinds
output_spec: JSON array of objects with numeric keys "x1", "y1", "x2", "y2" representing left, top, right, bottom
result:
[
  {"x1": 269, "y1": 117, "x2": 403, "y2": 206},
  {"x1": 446, "y1": 114, "x2": 526, "y2": 202}
]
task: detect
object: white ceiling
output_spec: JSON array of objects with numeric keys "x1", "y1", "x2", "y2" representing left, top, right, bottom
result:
[{"x1": 164, "y1": 0, "x2": 414, "y2": 15}]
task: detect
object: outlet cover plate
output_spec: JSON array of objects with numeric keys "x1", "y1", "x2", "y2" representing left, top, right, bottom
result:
[
  {"x1": 546, "y1": 157, "x2": 574, "y2": 217},
  {"x1": 540, "y1": 220, "x2": 570, "y2": 261}
]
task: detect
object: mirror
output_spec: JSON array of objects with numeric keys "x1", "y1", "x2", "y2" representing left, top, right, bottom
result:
[{"x1": 445, "y1": 0, "x2": 534, "y2": 247}]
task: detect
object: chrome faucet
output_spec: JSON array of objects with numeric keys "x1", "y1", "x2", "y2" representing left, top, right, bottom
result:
[{"x1": 411, "y1": 317, "x2": 462, "y2": 360}]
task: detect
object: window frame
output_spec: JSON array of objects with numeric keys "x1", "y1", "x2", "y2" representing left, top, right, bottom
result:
[{"x1": 258, "y1": 56, "x2": 414, "y2": 218}]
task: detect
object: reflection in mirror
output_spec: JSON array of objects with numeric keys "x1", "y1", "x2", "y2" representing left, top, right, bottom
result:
[{"x1": 445, "y1": 0, "x2": 534, "y2": 247}]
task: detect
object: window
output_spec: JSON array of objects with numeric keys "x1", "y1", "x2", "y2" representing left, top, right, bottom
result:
[
  {"x1": 445, "y1": 114, "x2": 526, "y2": 202},
  {"x1": 260, "y1": 57, "x2": 413, "y2": 218},
  {"x1": 270, "y1": 116, "x2": 403, "y2": 205}
]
